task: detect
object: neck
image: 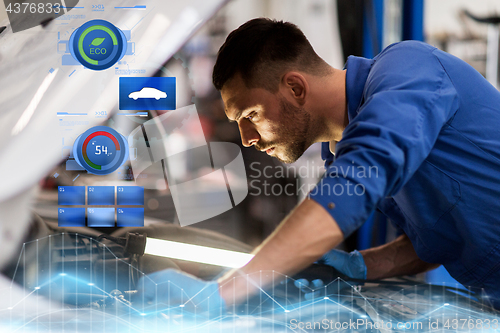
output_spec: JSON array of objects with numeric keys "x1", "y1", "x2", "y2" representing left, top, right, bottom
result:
[{"x1": 307, "y1": 68, "x2": 348, "y2": 143}]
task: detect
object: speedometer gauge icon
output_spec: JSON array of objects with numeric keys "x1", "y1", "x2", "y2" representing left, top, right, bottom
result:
[{"x1": 73, "y1": 126, "x2": 129, "y2": 175}]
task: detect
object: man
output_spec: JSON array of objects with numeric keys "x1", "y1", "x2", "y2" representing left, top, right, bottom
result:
[{"x1": 139, "y1": 18, "x2": 500, "y2": 310}]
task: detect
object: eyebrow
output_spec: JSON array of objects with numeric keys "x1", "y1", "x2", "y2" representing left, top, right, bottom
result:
[{"x1": 228, "y1": 108, "x2": 244, "y2": 123}]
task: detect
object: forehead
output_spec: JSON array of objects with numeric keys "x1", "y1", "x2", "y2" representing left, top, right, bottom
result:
[{"x1": 221, "y1": 75, "x2": 274, "y2": 121}]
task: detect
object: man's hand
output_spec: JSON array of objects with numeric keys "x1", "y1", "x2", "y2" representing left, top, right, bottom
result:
[
  {"x1": 293, "y1": 249, "x2": 366, "y2": 299},
  {"x1": 293, "y1": 278, "x2": 325, "y2": 300},
  {"x1": 136, "y1": 269, "x2": 225, "y2": 315},
  {"x1": 321, "y1": 249, "x2": 367, "y2": 279},
  {"x1": 218, "y1": 198, "x2": 344, "y2": 306},
  {"x1": 294, "y1": 235, "x2": 440, "y2": 300}
]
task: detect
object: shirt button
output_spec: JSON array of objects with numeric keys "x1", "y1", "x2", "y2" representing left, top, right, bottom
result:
[{"x1": 328, "y1": 202, "x2": 335, "y2": 209}]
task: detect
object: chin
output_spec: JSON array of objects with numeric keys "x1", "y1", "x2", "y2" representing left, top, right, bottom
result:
[{"x1": 275, "y1": 151, "x2": 304, "y2": 164}]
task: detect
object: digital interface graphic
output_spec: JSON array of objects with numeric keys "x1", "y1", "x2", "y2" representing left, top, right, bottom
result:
[
  {"x1": 117, "y1": 208, "x2": 144, "y2": 227},
  {"x1": 58, "y1": 186, "x2": 85, "y2": 205},
  {"x1": 88, "y1": 186, "x2": 115, "y2": 205},
  {"x1": 117, "y1": 186, "x2": 144, "y2": 205},
  {"x1": 57, "y1": 186, "x2": 145, "y2": 227},
  {"x1": 69, "y1": 19, "x2": 127, "y2": 70},
  {"x1": 119, "y1": 77, "x2": 176, "y2": 110},
  {"x1": 87, "y1": 207, "x2": 115, "y2": 227},
  {"x1": 73, "y1": 126, "x2": 129, "y2": 175},
  {"x1": 57, "y1": 207, "x2": 85, "y2": 227},
  {"x1": 2, "y1": 232, "x2": 499, "y2": 332}
]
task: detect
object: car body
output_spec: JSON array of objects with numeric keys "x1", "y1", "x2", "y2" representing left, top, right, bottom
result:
[{"x1": 128, "y1": 87, "x2": 167, "y2": 100}]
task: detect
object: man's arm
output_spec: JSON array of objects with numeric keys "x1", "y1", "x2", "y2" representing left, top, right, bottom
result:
[
  {"x1": 361, "y1": 234, "x2": 439, "y2": 279},
  {"x1": 218, "y1": 198, "x2": 343, "y2": 306}
]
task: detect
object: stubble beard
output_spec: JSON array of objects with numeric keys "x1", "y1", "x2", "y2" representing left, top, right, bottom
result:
[{"x1": 260, "y1": 98, "x2": 312, "y2": 164}]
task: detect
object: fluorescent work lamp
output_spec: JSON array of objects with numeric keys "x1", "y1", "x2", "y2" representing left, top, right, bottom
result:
[{"x1": 145, "y1": 237, "x2": 254, "y2": 268}]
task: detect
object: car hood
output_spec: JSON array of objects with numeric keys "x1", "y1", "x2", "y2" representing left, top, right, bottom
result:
[{"x1": 0, "y1": 0, "x2": 228, "y2": 203}]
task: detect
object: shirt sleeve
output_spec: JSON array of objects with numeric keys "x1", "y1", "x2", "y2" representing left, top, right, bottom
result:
[{"x1": 309, "y1": 43, "x2": 459, "y2": 238}]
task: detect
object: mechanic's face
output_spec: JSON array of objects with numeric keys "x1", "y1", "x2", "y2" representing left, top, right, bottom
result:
[{"x1": 221, "y1": 75, "x2": 311, "y2": 164}]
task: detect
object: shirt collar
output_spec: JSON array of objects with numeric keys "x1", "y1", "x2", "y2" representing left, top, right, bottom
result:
[
  {"x1": 344, "y1": 55, "x2": 374, "y2": 122},
  {"x1": 324, "y1": 56, "x2": 374, "y2": 163}
]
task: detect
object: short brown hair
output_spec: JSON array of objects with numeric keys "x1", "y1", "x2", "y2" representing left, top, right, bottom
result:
[{"x1": 212, "y1": 18, "x2": 330, "y2": 92}]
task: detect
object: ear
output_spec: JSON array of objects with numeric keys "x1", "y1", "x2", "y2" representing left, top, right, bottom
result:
[{"x1": 281, "y1": 72, "x2": 308, "y2": 105}]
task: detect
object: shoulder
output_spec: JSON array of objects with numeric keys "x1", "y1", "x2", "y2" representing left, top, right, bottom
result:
[
  {"x1": 375, "y1": 40, "x2": 437, "y2": 63},
  {"x1": 379, "y1": 40, "x2": 436, "y2": 52},
  {"x1": 372, "y1": 41, "x2": 441, "y2": 74},
  {"x1": 366, "y1": 41, "x2": 446, "y2": 94}
]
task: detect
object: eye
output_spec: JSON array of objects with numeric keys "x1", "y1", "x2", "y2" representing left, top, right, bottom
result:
[{"x1": 246, "y1": 112, "x2": 256, "y2": 121}]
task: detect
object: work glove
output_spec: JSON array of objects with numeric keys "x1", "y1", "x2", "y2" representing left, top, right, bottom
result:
[
  {"x1": 294, "y1": 249, "x2": 367, "y2": 300},
  {"x1": 136, "y1": 268, "x2": 226, "y2": 316},
  {"x1": 321, "y1": 249, "x2": 367, "y2": 280},
  {"x1": 293, "y1": 278, "x2": 326, "y2": 300}
]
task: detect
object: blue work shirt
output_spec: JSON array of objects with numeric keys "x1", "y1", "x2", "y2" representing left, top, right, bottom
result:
[{"x1": 309, "y1": 40, "x2": 500, "y2": 306}]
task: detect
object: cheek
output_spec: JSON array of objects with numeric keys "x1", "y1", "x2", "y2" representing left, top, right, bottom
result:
[{"x1": 257, "y1": 120, "x2": 279, "y2": 138}]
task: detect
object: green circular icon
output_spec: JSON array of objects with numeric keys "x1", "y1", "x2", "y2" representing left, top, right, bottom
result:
[{"x1": 70, "y1": 19, "x2": 126, "y2": 71}]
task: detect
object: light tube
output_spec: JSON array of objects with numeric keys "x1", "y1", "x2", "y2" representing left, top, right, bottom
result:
[{"x1": 145, "y1": 237, "x2": 254, "y2": 268}]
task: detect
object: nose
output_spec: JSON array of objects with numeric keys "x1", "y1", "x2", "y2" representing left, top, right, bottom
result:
[{"x1": 238, "y1": 121, "x2": 260, "y2": 147}]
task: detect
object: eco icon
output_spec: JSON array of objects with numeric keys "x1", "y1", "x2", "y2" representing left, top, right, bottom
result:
[
  {"x1": 90, "y1": 37, "x2": 106, "y2": 46},
  {"x1": 69, "y1": 20, "x2": 127, "y2": 71}
]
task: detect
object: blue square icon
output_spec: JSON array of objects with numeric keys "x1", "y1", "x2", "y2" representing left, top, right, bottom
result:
[
  {"x1": 87, "y1": 208, "x2": 115, "y2": 227},
  {"x1": 117, "y1": 186, "x2": 144, "y2": 205},
  {"x1": 117, "y1": 208, "x2": 144, "y2": 227},
  {"x1": 119, "y1": 77, "x2": 175, "y2": 110},
  {"x1": 88, "y1": 186, "x2": 115, "y2": 205},
  {"x1": 58, "y1": 208, "x2": 86, "y2": 227},
  {"x1": 58, "y1": 186, "x2": 85, "y2": 205}
]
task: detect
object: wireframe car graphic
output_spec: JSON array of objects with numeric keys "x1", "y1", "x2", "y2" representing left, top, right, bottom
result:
[{"x1": 128, "y1": 87, "x2": 167, "y2": 100}]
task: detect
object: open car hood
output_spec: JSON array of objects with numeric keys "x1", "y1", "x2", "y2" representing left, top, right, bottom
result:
[{"x1": 0, "y1": 0, "x2": 228, "y2": 203}]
